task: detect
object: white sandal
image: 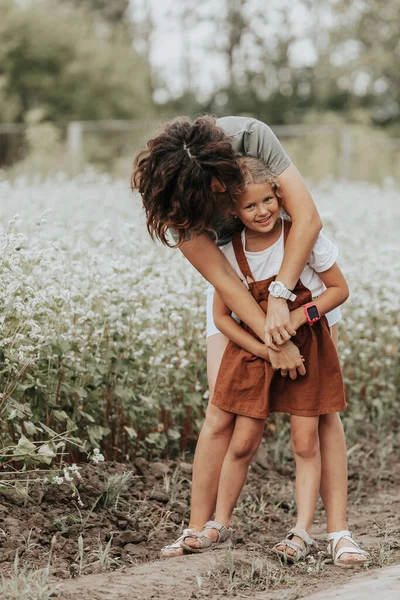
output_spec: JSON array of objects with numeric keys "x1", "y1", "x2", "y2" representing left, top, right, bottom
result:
[
  {"x1": 180, "y1": 520, "x2": 232, "y2": 553},
  {"x1": 273, "y1": 527, "x2": 317, "y2": 563},
  {"x1": 160, "y1": 528, "x2": 194, "y2": 558},
  {"x1": 327, "y1": 530, "x2": 370, "y2": 568}
]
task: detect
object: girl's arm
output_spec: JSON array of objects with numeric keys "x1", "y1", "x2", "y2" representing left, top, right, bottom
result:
[
  {"x1": 179, "y1": 233, "x2": 268, "y2": 343},
  {"x1": 213, "y1": 289, "x2": 307, "y2": 377},
  {"x1": 213, "y1": 290, "x2": 269, "y2": 360},
  {"x1": 290, "y1": 263, "x2": 349, "y2": 330},
  {"x1": 266, "y1": 165, "x2": 322, "y2": 345}
]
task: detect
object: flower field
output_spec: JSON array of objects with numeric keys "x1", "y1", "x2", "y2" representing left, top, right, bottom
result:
[{"x1": 1, "y1": 173, "x2": 399, "y2": 467}]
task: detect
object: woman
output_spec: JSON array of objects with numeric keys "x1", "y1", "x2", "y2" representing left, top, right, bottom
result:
[{"x1": 132, "y1": 115, "x2": 353, "y2": 562}]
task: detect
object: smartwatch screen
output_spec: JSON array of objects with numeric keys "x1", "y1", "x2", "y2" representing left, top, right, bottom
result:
[{"x1": 307, "y1": 305, "x2": 319, "y2": 320}]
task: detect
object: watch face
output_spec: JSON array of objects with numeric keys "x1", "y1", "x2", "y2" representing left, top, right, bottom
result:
[
  {"x1": 270, "y1": 282, "x2": 281, "y2": 295},
  {"x1": 307, "y1": 305, "x2": 319, "y2": 319}
]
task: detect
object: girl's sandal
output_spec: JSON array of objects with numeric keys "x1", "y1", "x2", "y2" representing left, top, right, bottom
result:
[
  {"x1": 160, "y1": 528, "x2": 195, "y2": 558},
  {"x1": 180, "y1": 520, "x2": 233, "y2": 553},
  {"x1": 327, "y1": 530, "x2": 370, "y2": 568},
  {"x1": 273, "y1": 527, "x2": 316, "y2": 564}
]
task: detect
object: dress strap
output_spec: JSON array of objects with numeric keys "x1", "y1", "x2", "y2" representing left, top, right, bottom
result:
[{"x1": 232, "y1": 231, "x2": 255, "y2": 283}]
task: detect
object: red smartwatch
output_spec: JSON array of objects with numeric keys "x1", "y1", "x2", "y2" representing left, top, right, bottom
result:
[{"x1": 303, "y1": 302, "x2": 321, "y2": 326}]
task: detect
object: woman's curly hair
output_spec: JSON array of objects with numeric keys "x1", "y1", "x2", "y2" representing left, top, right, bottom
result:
[{"x1": 131, "y1": 115, "x2": 243, "y2": 247}]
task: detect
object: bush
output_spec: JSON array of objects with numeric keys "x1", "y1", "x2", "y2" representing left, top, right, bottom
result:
[{"x1": 0, "y1": 174, "x2": 399, "y2": 463}]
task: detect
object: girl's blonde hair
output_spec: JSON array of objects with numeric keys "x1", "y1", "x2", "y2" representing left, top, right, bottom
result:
[{"x1": 237, "y1": 157, "x2": 283, "y2": 205}]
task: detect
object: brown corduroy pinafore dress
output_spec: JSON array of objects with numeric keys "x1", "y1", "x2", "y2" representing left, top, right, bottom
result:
[{"x1": 212, "y1": 221, "x2": 346, "y2": 420}]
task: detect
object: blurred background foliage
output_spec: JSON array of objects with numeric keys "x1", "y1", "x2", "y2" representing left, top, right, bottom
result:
[
  {"x1": 0, "y1": 0, "x2": 153, "y2": 123},
  {"x1": 0, "y1": 0, "x2": 399, "y2": 179}
]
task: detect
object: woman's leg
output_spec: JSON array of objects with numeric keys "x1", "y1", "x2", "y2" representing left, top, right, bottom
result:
[
  {"x1": 277, "y1": 415, "x2": 321, "y2": 556},
  {"x1": 214, "y1": 416, "x2": 265, "y2": 526},
  {"x1": 162, "y1": 333, "x2": 233, "y2": 557}
]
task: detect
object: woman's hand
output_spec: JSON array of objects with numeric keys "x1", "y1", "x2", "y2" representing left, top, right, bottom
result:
[
  {"x1": 265, "y1": 296, "x2": 296, "y2": 350},
  {"x1": 268, "y1": 340, "x2": 306, "y2": 380}
]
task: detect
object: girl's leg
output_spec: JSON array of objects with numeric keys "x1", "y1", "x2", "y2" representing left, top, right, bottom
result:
[
  {"x1": 319, "y1": 412, "x2": 367, "y2": 563},
  {"x1": 277, "y1": 416, "x2": 321, "y2": 556},
  {"x1": 162, "y1": 333, "x2": 233, "y2": 557},
  {"x1": 185, "y1": 415, "x2": 265, "y2": 548},
  {"x1": 319, "y1": 324, "x2": 347, "y2": 532},
  {"x1": 319, "y1": 412, "x2": 348, "y2": 532},
  {"x1": 318, "y1": 324, "x2": 366, "y2": 564}
]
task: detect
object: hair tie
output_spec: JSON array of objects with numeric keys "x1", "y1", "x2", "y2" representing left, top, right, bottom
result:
[{"x1": 183, "y1": 142, "x2": 193, "y2": 159}]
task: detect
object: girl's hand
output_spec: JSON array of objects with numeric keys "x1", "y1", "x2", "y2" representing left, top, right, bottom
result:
[
  {"x1": 265, "y1": 296, "x2": 296, "y2": 350},
  {"x1": 253, "y1": 343, "x2": 270, "y2": 361},
  {"x1": 269, "y1": 340, "x2": 306, "y2": 380}
]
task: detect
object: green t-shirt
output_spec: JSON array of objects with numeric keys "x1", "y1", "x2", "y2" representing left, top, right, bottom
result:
[{"x1": 172, "y1": 116, "x2": 291, "y2": 246}]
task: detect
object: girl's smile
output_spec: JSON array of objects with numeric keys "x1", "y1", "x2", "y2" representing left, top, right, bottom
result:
[{"x1": 234, "y1": 182, "x2": 281, "y2": 236}]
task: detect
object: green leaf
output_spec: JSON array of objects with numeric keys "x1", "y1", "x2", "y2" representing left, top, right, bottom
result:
[
  {"x1": 37, "y1": 443, "x2": 57, "y2": 465},
  {"x1": 14, "y1": 480, "x2": 31, "y2": 500},
  {"x1": 7, "y1": 409, "x2": 18, "y2": 421},
  {"x1": 87, "y1": 425, "x2": 110, "y2": 444},
  {"x1": 13, "y1": 434, "x2": 36, "y2": 458},
  {"x1": 78, "y1": 409, "x2": 95, "y2": 423},
  {"x1": 39, "y1": 423, "x2": 57, "y2": 438},
  {"x1": 23, "y1": 421, "x2": 38, "y2": 436},
  {"x1": 123, "y1": 426, "x2": 137, "y2": 439},
  {"x1": 145, "y1": 432, "x2": 160, "y2": 445},
  {"x1": 52, "y1": 410, "x2": 69, "y2": 422}
]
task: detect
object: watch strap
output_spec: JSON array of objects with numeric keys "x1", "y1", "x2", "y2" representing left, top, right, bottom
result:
[{"x1": 269, "y1": 281, "x2": 297, "y2": 302}]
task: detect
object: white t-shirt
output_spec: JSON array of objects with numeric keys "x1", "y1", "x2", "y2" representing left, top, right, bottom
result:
[{"x1": 219, "y1": 220, "x2": 341, "y2": 327}]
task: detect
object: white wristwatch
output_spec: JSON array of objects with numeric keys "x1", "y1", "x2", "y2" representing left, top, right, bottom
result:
[{"x1": 268, "y1": 281, "x2": 297, "y2": 302}]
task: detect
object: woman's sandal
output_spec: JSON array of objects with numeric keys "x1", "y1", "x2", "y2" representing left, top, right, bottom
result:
[
  {"x1": 273, "y1": 527, "x2": 317, "y2": 563},
  {"x1": 327, "y1": 530, "x2": 370, "y2": 568},
  {"x1": 160, "y1": 528, "x2": 195, "y2": 558},
  {"x1": 180, "y1": 520, "x2": 233, "y2": 553}
]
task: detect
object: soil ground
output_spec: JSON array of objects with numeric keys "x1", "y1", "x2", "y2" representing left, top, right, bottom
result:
[{"x1": 0, "y1": 446, "x2": 399, "y2": 599}]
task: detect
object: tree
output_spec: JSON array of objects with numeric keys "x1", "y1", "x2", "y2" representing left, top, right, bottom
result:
[
  {"x1": 0, "y1": 0, "x2": 154, "y2": 123},
  {"x1": 63, "y1": 0, "x2": 131, "y2": 26},
  {"x1": 329, "y1": 0, "x2": 400, "y2": 124}
]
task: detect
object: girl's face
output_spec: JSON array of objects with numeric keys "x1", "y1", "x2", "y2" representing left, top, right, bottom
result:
[{"x1": 233, "y1": 182, "x2": 280, "y2": 234}]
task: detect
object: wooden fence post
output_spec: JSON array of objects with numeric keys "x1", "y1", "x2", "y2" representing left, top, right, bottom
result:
[{"x1": 67, "y1": 121, "x2": 83, "y2": 173}]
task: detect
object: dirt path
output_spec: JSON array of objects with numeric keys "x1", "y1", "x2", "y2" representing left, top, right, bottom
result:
[
  {"x1": 55, "y1": 485, "x2": 400, "y2": 600},
  {"x1": 57, "y1": 557, "x2": 400, "y2": 600},
  {"x1": 57, "y1": 553, "x2": 225, "y2": 600}
]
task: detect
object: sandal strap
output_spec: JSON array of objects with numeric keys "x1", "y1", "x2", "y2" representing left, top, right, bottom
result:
[
  {"x1": 203, "y1": 520, "x2": 232, "y2": 543},
  {"x1": 327, "y1": 530, "x2": 353, "y2": 555},
  {"x1": 335, "y1": 546, "x2": 369, "y2": 561},
  {"x1": 288, "y1": 527, "x2": 316, "y2": 548},
  {"x1": 280, "y1": 540, "x2": 304, "y2": 554},
  {"x1": 163, "y1": 528, "x2": 194, "y2": 550}
]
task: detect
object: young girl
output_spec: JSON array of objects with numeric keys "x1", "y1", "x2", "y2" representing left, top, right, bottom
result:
[{"x1": 179, "y1": 158, "x2": 369, "y2": 567}]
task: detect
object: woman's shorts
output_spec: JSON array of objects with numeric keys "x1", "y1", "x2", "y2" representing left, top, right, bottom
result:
[{"x1": 206, "y1": 285, "x2": 342, "y2": 339}]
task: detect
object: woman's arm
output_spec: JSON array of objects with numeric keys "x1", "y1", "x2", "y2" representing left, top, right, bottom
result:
[
  {"x1": 179, "y1": 233, "x2": 268, "y2": 342},
  {"x1": 290, "y1": 263, "x2": 349, "y2": 330},
  {"x1": 265, "y1": 164, "x2": 322, "y2": 347},
  {"x1": 213, "y1": 290, "x2": 269, "y2": 360},
  {"x1": 213, "y1": 290, "x2": 307, "y2": 378}
]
